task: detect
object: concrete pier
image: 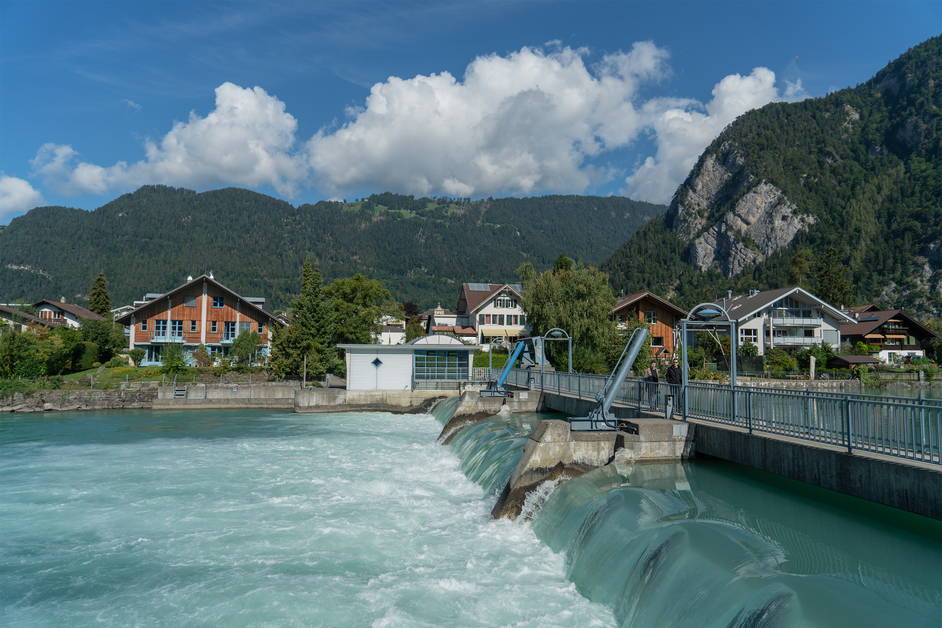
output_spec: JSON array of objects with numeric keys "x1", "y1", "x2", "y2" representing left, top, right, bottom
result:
[
  {"x1": 490, "y1": 417, "x2": 695, "y2": 519},
  {"x1": 492, "y1": 420, "x2": 616, "y2": 519},
  {"x1": 438, "y1": 391, "x2": 542, "y2": 444},
  {"x1": 614, "y1": 419, "x2": 695, "y2": 463}
]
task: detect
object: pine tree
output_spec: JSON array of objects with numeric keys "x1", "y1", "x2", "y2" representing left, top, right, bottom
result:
[
  {"x1": 88, "y1": 272, "x2": 112, "y2": 317},
  {"x1": 270, "y1": 260, "x2": 338, "y2": 380},
  {"x1": 812, "y1": 247, "x2": 853, "y2": 307},
  {"x1": 788, "y1": 249, "x2": 813, "y2": 288}
]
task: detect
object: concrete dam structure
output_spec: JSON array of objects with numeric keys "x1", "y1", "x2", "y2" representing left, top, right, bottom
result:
[{"x1": 429, "y1": 396, "x2": 942, "y2": 626}]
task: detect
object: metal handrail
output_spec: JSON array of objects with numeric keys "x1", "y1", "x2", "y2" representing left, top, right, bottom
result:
[{"x1": 495, "y1": 367, "x2": 942, "y2": 465}]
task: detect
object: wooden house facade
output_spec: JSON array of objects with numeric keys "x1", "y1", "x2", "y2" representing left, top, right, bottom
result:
[
  {"x1": 115, "y1": 275, "x2": 282, "y2": 366},
  {"x1": 612, "y1": 292, "x2": 687, "y2": 358}
]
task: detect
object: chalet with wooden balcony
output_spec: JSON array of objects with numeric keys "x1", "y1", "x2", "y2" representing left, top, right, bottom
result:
[
  {"x1": 840, "y1": 309, "x2": 937, "y2": 364},
  {"x1": 611, "y1": 292, "x2": 687, "y2": 358},
  {"x1": 115, "y1": 275, "x2": 283, "y2": 366},
  {"x1": 33, "y1": 298, "x2": 104, "y2": 328}
]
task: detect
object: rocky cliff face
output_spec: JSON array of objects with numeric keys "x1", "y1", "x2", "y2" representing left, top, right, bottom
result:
[{"x1": 669, "y1": 143, "x2": 814, "y2": 277}]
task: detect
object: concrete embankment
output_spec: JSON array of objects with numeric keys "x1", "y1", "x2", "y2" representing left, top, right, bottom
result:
[
  {"x1": 153, "y1": 383, "x2": 299, "y2": 410},
  {"x1": 693, "y1": 421, "x2": 942, "y2": 521},
  {"x1": 0, "y1": 388, "x2": 157, "y2": 413},
  {"x1": 295, "y1": 388, "x2": 450, "y2": 414},
  {"x1": 2, "y1": 383, "x2": 458, "y2": 415}
]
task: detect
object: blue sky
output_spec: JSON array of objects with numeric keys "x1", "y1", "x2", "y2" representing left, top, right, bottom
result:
[{"x1": 1, "y1": 0, "x2": 939, "y2": 223}]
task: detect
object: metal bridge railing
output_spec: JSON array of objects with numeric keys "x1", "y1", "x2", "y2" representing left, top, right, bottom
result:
[{"x1": 489, "y1": 367, "x2": 942, "y2": 465}]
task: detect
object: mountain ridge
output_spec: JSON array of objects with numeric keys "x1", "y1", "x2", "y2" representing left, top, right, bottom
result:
[
  {"x1": 604, "y1": 34, "x2": 942, "y2": 315},
  {"x1": 0, "y1": 185, "x2": 665, "y2": 310}
]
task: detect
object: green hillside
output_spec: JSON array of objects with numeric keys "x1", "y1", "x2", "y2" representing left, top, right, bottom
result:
[
  {"x1": 0, "y1": 186, "x2": 664, "y2": 309},
  {"x1": 605, "y1": 34, "x2": 942, "y2": 314}
]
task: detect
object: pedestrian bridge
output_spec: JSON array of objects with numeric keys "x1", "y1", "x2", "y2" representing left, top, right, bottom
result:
[{"x1": 490, "y1": 368, "x2": 942, "y2": 520}]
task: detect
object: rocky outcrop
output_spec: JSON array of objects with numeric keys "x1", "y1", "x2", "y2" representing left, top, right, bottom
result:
[
  {"x1": 0, "y1": 388, "x2": 157, "y2": 413},
  {"x1": 671, "y1": 144, "x2": 814, "y2": 277}
]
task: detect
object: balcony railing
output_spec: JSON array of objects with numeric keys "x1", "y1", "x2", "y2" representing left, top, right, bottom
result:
[
  {"x1": 770, "y1": 316, "x2": 823, "y2": 327},
  {"x1": 768, "y1": 336, "x2": 821, "y2": 346},
  {"x1": 151, "y1": 334, "x2": 185, "y2": 343}
]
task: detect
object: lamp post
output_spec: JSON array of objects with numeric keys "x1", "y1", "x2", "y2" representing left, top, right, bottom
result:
[
  {"x1": 678, "y1": 303, "x2": 737, "y2": 422},
  {"x1": 543, "y1": 328, "x2": 572, "y2": 374}
]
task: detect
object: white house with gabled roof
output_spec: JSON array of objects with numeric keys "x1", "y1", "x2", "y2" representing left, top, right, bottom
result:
[
  {"x1": 456, "y1": 282, "x2": 530, "y2": 348},
  {"x1": 723, "y1": 286, "x2": 855, "y2": 355}
]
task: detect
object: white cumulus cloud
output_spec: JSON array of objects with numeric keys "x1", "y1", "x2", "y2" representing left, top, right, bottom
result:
[
  {"x1": 32, "y1": 82, "x2": 304, "y2": 196},
  {"x1": 307, "y1": 43, "x2": 669, "y2": 197},
  {"x1": 623, "y1": 69, "x2": 808, "y2": 203},
  {"x1": 26, "y1": 44, "x2": 807, "y2": 205},
  {"x1": 0, "y1": 175, "x2": 43, "y2": 221}
]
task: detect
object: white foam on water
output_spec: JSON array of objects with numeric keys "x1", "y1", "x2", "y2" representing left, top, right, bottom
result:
[{"x1": 0, "y1": 409, "x2": 613, "y2": 627}]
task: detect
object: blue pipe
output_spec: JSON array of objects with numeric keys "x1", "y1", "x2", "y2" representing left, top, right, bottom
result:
[{"x1": 496, "y1": 341, "x2": 526, "y2": 388}]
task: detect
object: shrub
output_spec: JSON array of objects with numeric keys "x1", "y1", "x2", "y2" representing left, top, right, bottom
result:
[
  {"x1": 765, "y1": 348, "x2": 798, "y2": 372},
  {"x1": 128, "y1": 348, "x2": 145, "y2": 365},
  {"x1": 14, "y1": 357, "x2": 47, "y2": 379},
  {"x1": 191, "y1": 345, "x2": 212, "y2": 368},
  {"x1": 104, "y1": 356, "x2": 125, "y2": 368},
  {"x1": 739, "y1": 341, "x2": 759, "y2": 357},
  {"x1": 161, "y1": 343, "x2": 187, "y2": 375},
  {"x1": 73, "y1": 342, "x2": 99, "y2": 371}
]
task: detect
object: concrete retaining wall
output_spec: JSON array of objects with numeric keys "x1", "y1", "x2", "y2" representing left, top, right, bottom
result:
[
  {"x1": 294, "y1": 388, "x2": 447, "y2": 414},
  {"x1": 694, "y1": 421, "x2": 942, "y2": 520},
  {"x1": 153, "y1": 383, "x2": 297, "y2": 410},
  {"x1": 157, "y1": 383, "x2": 300, "y2": 401},
  {"x1": 0, "y1": 389, "x2": 158, "y2": 413}
]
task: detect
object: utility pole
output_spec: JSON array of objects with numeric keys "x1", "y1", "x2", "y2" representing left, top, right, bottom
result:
[{"x1": 302, "y1": 354, "x2": 307, "y2": 388}]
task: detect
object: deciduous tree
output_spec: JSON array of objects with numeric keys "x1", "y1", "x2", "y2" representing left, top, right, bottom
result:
[
  {"x1": 325, "y1": 274, "x2": 401, "y2": 345},
  {"x1": 518, "y1": 258, "x2": 617, "y2": 374}
]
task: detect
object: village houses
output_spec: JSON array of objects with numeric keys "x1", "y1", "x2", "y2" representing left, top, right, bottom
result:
[{"x1": 455, "y1": 283, "x2": 529, "y2": 347}]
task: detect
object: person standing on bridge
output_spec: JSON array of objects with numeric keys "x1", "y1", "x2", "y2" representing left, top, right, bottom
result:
[
  {"x1": 666, "y1": 358, "x2": 682, "y2": 418},
  {"x1": 644, "y1": 362, "x2": 659, "y2": 409}
]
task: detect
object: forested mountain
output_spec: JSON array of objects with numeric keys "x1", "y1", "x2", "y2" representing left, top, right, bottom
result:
[
  {"x1": 605, "y1": 34, "x2": 942, "y2": 315},
  {"x1": 0, "y1": 187, "x2": 664, "y2": 309}
]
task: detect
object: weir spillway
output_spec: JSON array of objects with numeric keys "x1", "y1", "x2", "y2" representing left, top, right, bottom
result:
[{"x1": 431, "y1": 397, "x2": 942, "y2": 627}]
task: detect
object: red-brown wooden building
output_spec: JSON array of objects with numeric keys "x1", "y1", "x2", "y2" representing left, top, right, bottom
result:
[
  {"x1": 612, "y1": 291, "x2": 687, "y2": 359},
  {"x1": 115, "y1": 275, "x2": 282, "y2": 365}
]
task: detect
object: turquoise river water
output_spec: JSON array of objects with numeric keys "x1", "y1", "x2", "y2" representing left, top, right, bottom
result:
[{"x1": 1, "y1": 401, "x2": 940, "y2": 627}]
